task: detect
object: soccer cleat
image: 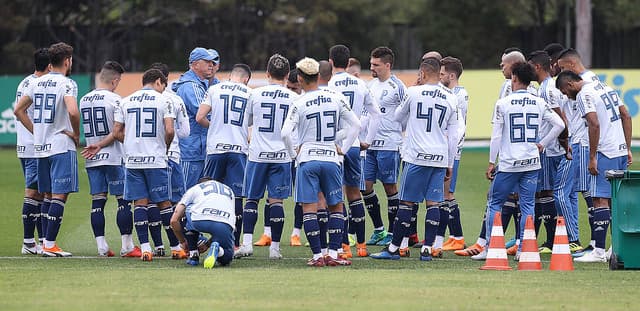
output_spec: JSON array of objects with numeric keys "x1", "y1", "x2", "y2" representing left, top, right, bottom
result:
[
  {"x1": 204, "y1": 242, "x2": 219, "y2": 269},
  {"x1": 356, "y1": 243, "x2": 369, "y2": 257},
  {"x1": 538, "y1": 244, "x2": 552, "y2": 254},
  {"x1": 325, "y1": 255, "x2": 352, "y2": 266},
  {"x1": 369, "y1": 247, "x2": 401, "y2": 260},
  {"x1": 506, "y1": 244, "x2": 518, "y2": 256},
  {"x1": 306, "y1": 256, "x2": 326, "y2": 267},
  {"x1": 399, "y1": 247, "x2": 410, "y2": 258},
  {"x1": 120, "y1": 246, "x2": 142, "y2": 258},
  {"x1": 431, "y1": 248, "x2": 443, "y2": 258},
  {"x1": 376, "y1": 233, "x2": 393, "y2": 246},
  {"x1": 141, "y1": 251, "x2": 153, "y2": 262},
  {"x1": 234, "y1": 245, "x2": 253, "y2": 258},
  {"x1": 348, "y1": 234, "x2": 357, "y2": 247},
  {"x1": 408, "y1": 234, "x2": 420, "y2": 247},
  {"x1": 186, "y1": 255, "x2": 199, "y2": 266},
  {"x1": 154, "y1": 248, "x2": 166, "y2": 257},
  {"x1": 572, "y1": 245, "x2": 593, "y2": 258},
  {"x1": 340, "y1": 244, "x2": 353, "y2": 259},
  {"x1": 442, "y1": 239, "x2": 466, "y2": 251},
  {"x1": 413, "y1": 239, "x2": 426, "y2": 249},
  {"x1": 197, "y1": 235, "x2": 212, "y2": 253},
  {"x1": 98, "y1": 249, "x2": 115, "y2": 257},
  {"x1": 42, "y1": 245, "x2": 72, "y2": 257},
  {"x1": 470, "y1": 248, "x2": 487, "y2": 261},
  {"x1": 21, "y1": 243, "x2": 39, "y2": 255},
  {"x1": 254, "y1": 234, "x2": 272, "y2": 246},
  {"x1": 569, "y1": 242, "x2": 584, "y2": 253},
  {"x1": 505, "y1": 238, "x2": 517, "y2": 249},
  {"x1": 574, "y1": 249, "x2": 606, "y2": 263},
  {"x1": 171, "y1": 249, "x2": 188, "y2": 259},
  {"x1": 454, "y1": 243, "x2": 484, "y2": 256},
  {"x1": 269, "y1": 248, "x2": 283, "y2": 259},
  {"x1": 420, "y1": 248, "x2": 433, "y2": 261},
  {"x1": 366, "y1": 229, "x2": 387, "y2": 245},
  {"x1": 290, "y1": 235, "x2": 302, "y2": 246},
  {"x1": 442, "y1": 237, "x2": 455, "y2": 249}
]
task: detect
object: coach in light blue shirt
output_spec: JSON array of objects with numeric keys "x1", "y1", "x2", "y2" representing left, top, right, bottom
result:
[{"x1": 172, "y1": 47, "x2": 220, "y2": 189}]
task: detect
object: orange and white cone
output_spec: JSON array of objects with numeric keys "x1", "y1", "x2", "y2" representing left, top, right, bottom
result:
[
  {"x1": 549, "y1": 216, "x2": 574, "y2": 271},
  {"x1": 480, "y1": 212, "x2": 512, "y2": 270},
  {"x1": 518, "y1": 215, "x2": 542, "y2": 271}
]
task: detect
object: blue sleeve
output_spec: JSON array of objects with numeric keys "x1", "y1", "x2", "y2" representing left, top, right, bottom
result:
[{"x1": 176, "y1": 81, "x2": 206, "y2": 119}]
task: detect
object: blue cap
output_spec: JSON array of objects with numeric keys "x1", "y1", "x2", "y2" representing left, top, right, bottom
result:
[
  {"x1": 189, "y1": 47, "x2": 218, "y2": 64},
  {"x1": 208, "y1": 49, "x2": 220, "y2": 65}
]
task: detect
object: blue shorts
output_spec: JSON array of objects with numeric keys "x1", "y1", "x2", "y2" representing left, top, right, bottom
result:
[
  {"x1": 37, "y1": 151, "x2": 79, "y2": 194},
  {"x1": 591, "y1": 153, "x2": 627, "y2": 199},
  {"x1": 449, "y1": 159, "x2": 460, "y2": 193},
  {"x1": 86, "y1": 165, "x2": 125, "y2": 195},
  {"x1": 295, "y1": 161, "x2": 343, "y2": 206},
  {"x1": 20, "y1": 158, "x2": 39, "y2": 190},
  {"x1": 536, "y1": 152, "x2": 548, "y2": 191},
  {"x1": 243, "y1": 161, "x2": 292, "y2": 200},
  {"x1": 343, "y1": 147, "x2": 364, "y2": 189},
  {"x1": 169, "y1": 160, "x2": 186, "y2": 203},
  {"x1": 399, "y1": 162, "x2": 446, "y2": 203},
  {"x1": 364, "y1": 150, "x2": 400, "y2": 184},
  {"x1": 124, "y1": 167, "x2": 171, "y2": 202},
  {"x1": 189, "y1": 219, "x2": 235, "y2": 266},
  {"x1": 203, "y1": 153, "x2": 247, "y2": 196},
  {"x1": 181, "y1": 160, "x2": 205, "y2": 190},
  {"x1": 571, "y1": 144, "x2": 590, "y2": 192}
]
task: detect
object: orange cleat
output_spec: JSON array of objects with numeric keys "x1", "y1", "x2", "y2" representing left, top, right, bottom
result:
[
  {"x1": 120, "y1": 246, "x2": 142, "y2": 258},
  {"x1": 399, "y1": 247, "x2": 411, "y2": 257},
  {"x1": 431, "y1": 248, "x2": 443, "y2": 258},
  {"x1": 506, "y1": 244, "x2": 518, "y2": 256},
  {"x1": 171, "y1": 249, "x2": 188, "y2": 259},
  {"x1": 141, "y1": 251, "x2": 153, "y2": 262},
  {"x1": 454, "y1": 243, "x2": 484, "y2": 256},
  {"x1": 290, "y1": 235, "x2": 302, "y2": 246},
  {"x1": 340, "y1": 243, "x2": 353, "y2": 259},
  {"x1": 42, "y1": 244, "x2": 72, "y2": 257},
  {"x1": 443, "y1": 238, "x2": 466, "y2": 251},
  {"x1": 356, "y1": 243, "x2": 369, "y2": 257},
  {"x1": 254, "y1": 234, "x2": 272, "y2": 246}
]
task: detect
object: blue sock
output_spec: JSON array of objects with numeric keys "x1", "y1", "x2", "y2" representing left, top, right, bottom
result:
[
  {"x1": 90, "y1": 195, "x2": 107, "y2": 238},
  {"x1": 116, "y1": 197, "x2": 133, "y2": 235},
  {"x1": 133, "y1": 205, "x2": 149, "y2": 244},
  {"x1": 234, "y1": 198, "x2": 243, "y2": 247},
  {"x1": 423, "y1": 204, "x2": 440, "y2": 247},
  {"x1": 349, "y1": 199, "x2": 366, "y2": 243},
  {"x1": 22, "y1": 197, "x2": 40, "y2": 241},
  {"x1": 294, "y1": 202, "x2": 303, "y2": 230},
  {"x1": 448, "y1": 199, "x2": 463, "y2": 237},
  {"x1": 541, "y1": 196, "x2": 557, "y2": 246},
  {"x1": 45, "y1": 199, "x2": 66, "y2": 242},
  {"x1": 348, "y1": 211, "x2": 356, "y2": 235},
  {"x1": 185, "y1": 230, "x2": 199, "y2": 252},
  {"x1": 242, "y1": 199, "x2": 258, "y2": 234},
  {"x1": 583, "y1": 192, "x2": 595, "y2": 241},
  {"x1": 328, "y1": 212, "x2": 345, "y2": 251},
  {"x1": 147, "y1": 205, "x2": 163, "y2": 248},
  {"x1": 363, "y1": 191, "x2": 384, "y2": 229},
  {"x1": 35, "y1": 199, "x2": 44, "y2": 242},
  {"x1": 317, "y1": 209, "x2": 328, "y2": 249},
  {"x1": 342, "y1": 204, "x2": 349, "y2": 245},
  {"x1": 592, "y1": 207, "x2": 610, "y2": 249},
  {"x1": 160, "y1": 207, "x2": 179, "y2": 247},
  {"x1": 263, "y1": 202, "x2": 271, "y2": 228},
  {"x1": 409, "y1": 206, "x2": 418, "y2": 236},
  {"x1": 436, "y1": 201, "x2": 449, "y2": 237},
  {"x1": 534, "y1": 197, "x2": 543, "y2": 235},
  {"x1": 387, "y1": 192, "x2": 399, "y2": 232},
  {"x1": 303, "y1": 212, "x2": 321, "y2": 255},
  {"x1": 269, "y1": 203, "x2": 285, "y2": 243},
  {"x1": 40, "y1": 198, "x2": 50, "y2": 238},
  {"x1": 392, "y1": 203, "x2": 413, "y2": 247}
]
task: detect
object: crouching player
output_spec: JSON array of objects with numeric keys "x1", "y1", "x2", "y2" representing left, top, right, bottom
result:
[{"x1": 171, "y1": 178, "x2": 236, "y2": 268}]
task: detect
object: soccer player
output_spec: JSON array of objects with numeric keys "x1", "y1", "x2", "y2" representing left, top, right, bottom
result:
[
  {"x1": 285, "y1": 68, "x2": 305, "y2": 246},
  {"x1": 281, "y1": 57, "x2": 361, "y2": 267},
  {"x1": 328, "y1": 44, "x2": 381, "y2": 257},
  {"x1": 556, "y1": 71, "x2": 632, "y2": 262},
  {"x1": 346, "y1": 58, "x2": 361, "y2": 78},
  {"x1": 196, "y1": 64, "x2": 252, "y2": 250},
  {"x1": 172, "y1": 47, "x2": 217, "y2": 189},
  {"x1": 437, "y1": 56, "x2": 469, "y2": 252},
  {"x1": 171, "y1": 178, "x2": 236, "y2": 268},
  {"x1": 370, "y1": 58, "x2": 458, "y2": 261},
  {"x1": 14, "y1": 42, "x2": 79, "y2": 257},
  {"x1": 113, "y1": 69, "x2": 175, "y2": 261},
  {"x1": 543, "y1": 43, "x2": 565, "y2": 77},
  {"x1": 286, "y1": 68, "x2": 303, "y2": 95},
  {"x1": 15, "y1": 48, "x2": 49, "y2": 255},
  {"x1": 474, "y1": 63, "x2": 564, "y2": 260},
  {"x1": 80, "y1": 61, "x2": 142, "y2": 258},
  {"x1": 363, "y1": 47, "x2": 406, "y2": 247},
  {"x1": 237, "y1": 54, "x2": 297, "y2": 259}
]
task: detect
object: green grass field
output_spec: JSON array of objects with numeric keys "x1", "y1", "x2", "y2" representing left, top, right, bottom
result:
[{"x1": 1, "y1": 148, "x2": 639, "y2": 310}]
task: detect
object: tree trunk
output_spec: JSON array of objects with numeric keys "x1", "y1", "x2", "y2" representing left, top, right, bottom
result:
[{"x1": 575, "y1": 0, "x2": 592, "y2": 68}]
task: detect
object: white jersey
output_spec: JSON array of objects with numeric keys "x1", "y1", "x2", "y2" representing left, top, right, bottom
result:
[
  {"x1": 328, "y1": 72, "x2": 380, "y2": 146},
  {"x1": 247, "y1": 84, "x2": 298, "y2": 163},
  {"x1": 116, "y1": 88, "x2": 175, "y2": 169},
  {"x1": 15, "y1": 74, "x2": 38, "y2": 158},
  {"x1": 367, "y1": 75, "x2": 406, "y2": 151},
  {"x1": 282, "y1": 89, "x2": 357, "y2": 165},
  {"x1": 396, "y1": 83, "x2": 458, "y2": 168},
  {"x1": 577, "y1": 81, "x2": 628, "y2": 159},
  {"x1": 537, "y1": 77, "x2": 565, "y2": 156},
  {"x1": 202, "y1": 81, "x2": 251, "y2": 155},
  {"x1": 499, "y1": 79, "x2": 538, "y2": 99},
  {"x1": 452, "y1": 86, "x2": 469, "y2": 160},
  {"x1": 80, "y1": 89, "x2": 124, "y2": 167},
  {"x1": 165, "y1": 91, "x2": 190, "y2": 163},
  {"x1": 180, "y1": 180, "x2": 236, "y2": 229},
  {"x1": 491, "y1": 90, "x2": 560, "y2": 173},
  {"x1": 580, "y1": 70, "x2": 600, "y2": 83},
  {"x1": 26, "y1": 72, "x2": 78, "y2": 158},
  {"x1": 567, "y1": 71, "x2": 601, "y2": 146}
]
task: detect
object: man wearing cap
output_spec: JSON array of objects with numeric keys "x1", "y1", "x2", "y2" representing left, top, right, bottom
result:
[
  {"x1": 208, "y1": 49, "x2": 221, "y2": 86},
  {"x1": 172, "y1": 48, "x2": 219, "y2": 189}
]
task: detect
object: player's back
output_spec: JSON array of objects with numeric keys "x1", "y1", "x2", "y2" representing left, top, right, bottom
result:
[
  {"x1": 184, "y1": 180, "x2": 236, "y2": 229},
  {"x1": 164, "y1": 91, "x2": 188, "y2": 160},
  {"x1": 205, "y1": 81, "x2": 251, "y2": 155},
  {"x1": 80, "y1": 89, "x2": 124, "y2": 167},
  {"x1": 328, "y1": 72, "x2": 371, "y2": 118},
  {"x1": 248, "y1": 84, "x2": 297, "y2": 163},
  {"x1": 367, "y1": 75, "x2": 405, "y2": 150},
  {"x1": 15, "y1": 74, "x2": 38, "y2": 158},
  {"x1": 578, "y1": 81, "x2": 627, "y2": 158},
  {"x1": 29, "y1": 72, "x2": 78, "y2": 158},
  {"x1": 499, "y1": 79, "x2": 538, "y2": 99},
  {"x1": 537, "y1": 77, "x2": 565, "y2": 156}
]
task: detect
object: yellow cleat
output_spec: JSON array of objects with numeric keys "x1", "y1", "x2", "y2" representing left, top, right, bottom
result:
[{"x1": 254, "y1": 234, "x2": 272, "y2": 246}]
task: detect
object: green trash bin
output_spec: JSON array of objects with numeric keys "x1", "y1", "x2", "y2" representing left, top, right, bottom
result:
[{"x1": 607, "y1": 170, "x2": 640, "y2": 270}]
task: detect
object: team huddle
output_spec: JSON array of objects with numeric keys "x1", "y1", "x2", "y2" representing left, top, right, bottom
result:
[{"x1": 13, "y1": 41, "x2": 631, "y2": 268}]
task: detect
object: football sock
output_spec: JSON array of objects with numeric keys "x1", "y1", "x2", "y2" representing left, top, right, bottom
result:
[
  {"x1": 293, "y1": 202, "x2": 303, "y2": 230},
  {"x1": 22, "y1": 197, "x2": 40, "y2": 242},
  {"x1": 263, "y1": 202, "x2": 271, "y2": 234},
  {"x1": 90, "y1": 195, "x2": 107, "y2": 238},
  {"x1": 541, "y1": 196, "x2": 557, "y2": 246},
  {"x1": 269, "y1": 202, "x2": 285, "y2": 243},
  {"x1": 409, "y1": 205, "x2": 418, "y2": 236},
  {"x1": 160, "y1": 207, "x2": 179, "y2": 247},
  {"x1": 436, "y1": 201, "x2": 449, "y2": 238},
  {"x1": 534, "y1": 197, "x2": 543, "y2": 235},
  {"x1": 448, "y1": 199, "x2": 463, "y2": 238},
  {"x1": 185, "y1": 230, "x2": 199, "y2": 252},
  {"x1": 133, "y1": 205, "x2": 149, "y2": 245},
  {"x1": 147, "y1": 205, "x2": 163, "y2": 248},
  {"x1": 116, "y1": 196, "x2": 133, "y2": 235},
  {"x1": 45, "y1": 198, "x2": 65, "y2": 245},
  {"x1": 317, "y1": 209, "x2": 328, "y2": 249},
  {"x1": 234, "y1": 198, "x2": 243, "y2": 247},
  {"x1": 34, "y1": 199, "x2": 43, "y2": 242},
  {"x1": 303, "y1": 212, "x2": 321, "y2": 255},
  {"x1": 242, "y1": 199, "x2": 259, "y2": 235},
  {"x1": 349, "y1": 199, "x2": 366, "y2": 244},
  {"x1": 40, "y1": 198, "x2": 50, "y2": 238},
  {"x1": 363, "y1": 191, "x2": 384, "y2": 229},
  {"x1": 387, "y1": 192, "x2": 399, "y2": 232},
  {"x1": 96, "y1": 236, "x2": 108, "y2": 253},
  {"x1": 392, "y1": 203, "x2": 412, "y2": 247},
  {"x1": 583, "y1": 192, "x2": 595, "y2": 244},
  {"x1": 423, "y1": 204, "x2": 440, "y2": 247},
  {"x1": 342, "y1": 205, "x2": 349, "y2": 245},
  {"x1": 514, "y1": 203, "x2": 521, "y2": 240},
  {"x1": 328, "y1": 212, "x2": 345, "y2": 251},
  {"x1": 433, "y1": 235, "x2": 444, "y2": 249},
  {"x1": 592, "y1": 207, "x2": 610, "y2": 249}
]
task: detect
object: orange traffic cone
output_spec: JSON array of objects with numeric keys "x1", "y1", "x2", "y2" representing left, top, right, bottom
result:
[
  {"x1": 549, "y1": 216, "x2": 574, "y2": 271},
  {"x1": 518, "y1": 215, "x2": 542, "y2": 271},
  {"x1": 480, "y1": 212, "x2": 512, "y2": 270}
]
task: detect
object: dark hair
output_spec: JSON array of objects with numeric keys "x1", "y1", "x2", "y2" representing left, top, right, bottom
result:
[
  {"x1": 103, "y1": 61, "x2": 125, "y2": 74},
  {"x1": 543, "y1": 43, "x2": 565, "y2": 59},
  {"x1": 555, "y1": 70, "x2": 582, "y2": 89},
  {"x1": 329, "y1": 44, "x2": 350, "y2": 68},
  {"x1": 318, "y1": 60, "x2": 332, "y2": 81},
  {"x1": 99, "y1": 61, "x2": 125, "y2": 83},
  {"x1": 149, "y1": 62, "x2": 169, "y2": 77},
  {"x1": 48, "y1": 42, "x2": 73, "y2": 67},
  {"x1": 232, "y1": 63, "x2": 252, "y2": 80},
  {"x1": 267, "y1": 54, "x2": 289, "y2": 80},
  {"x1": 440, "y1": 56, "x2": 463, "y2": 78},
  {"x1": 142, "y1": 68, "x2": 167, "y2": 86},
  {"x1": 511, "y1": 62, "x2": 536, "y2": 86},
  {"x1": 288, "y1": 68, "x2": 299, "y2": 83},
  {"x1": 527, "y1": 50, "x2": 551, "y2": 72},
  {"x1": 297, "y1": 69, "x2": 318, "y2": 84},
  {"x1": 34, "y1": 48, "x2": 50, "y2": 72},
  {"x1": 420, "y1": 57, "x2": 441, "y2": 74},
  {"x1": 348, "y1": 57, "x2": 360, "y2": 68},
  {"x1": 503, "y1": 47, "x2": 523, "y2": 54},
  {"x1": 371, "y1": 46, "x2": 394, "y2": 67},
  {"x1": 558, "y1": 48, "x2": 580, "y2": 60}
]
